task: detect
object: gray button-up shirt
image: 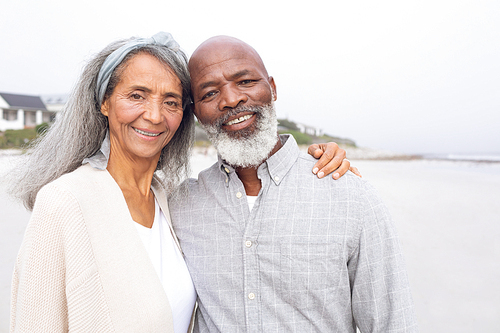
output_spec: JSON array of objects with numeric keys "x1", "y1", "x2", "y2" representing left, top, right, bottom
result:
[{"x1": 170, "y1": 134, "x2": 418, "y2": 332}]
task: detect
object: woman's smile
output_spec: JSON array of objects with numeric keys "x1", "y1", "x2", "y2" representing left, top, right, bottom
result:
[{"x1": 133, "y1": 127, "x2": 162, "y2": 137}]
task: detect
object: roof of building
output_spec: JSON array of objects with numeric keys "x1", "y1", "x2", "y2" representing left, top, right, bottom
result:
[
  {"x1": 0, "y1": 92, "x2": 47, "y2": 110},
  {"x1": 41, "y1": 94, "x2": 69, "y2": 105}
]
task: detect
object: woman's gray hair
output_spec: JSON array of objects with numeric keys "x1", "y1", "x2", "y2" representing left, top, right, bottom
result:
[{"x1": 7, "y1": 36, "x2": 194, "y2": 211}]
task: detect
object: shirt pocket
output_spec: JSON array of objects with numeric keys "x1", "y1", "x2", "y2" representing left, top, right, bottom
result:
[{"x1": 280, "y1": 242, "x2": 342, "y2": 294}]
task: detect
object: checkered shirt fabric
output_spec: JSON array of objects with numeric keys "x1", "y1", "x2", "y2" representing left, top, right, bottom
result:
[{"x1": 170, "y1": 134, "x2": 418, "y2": 333}]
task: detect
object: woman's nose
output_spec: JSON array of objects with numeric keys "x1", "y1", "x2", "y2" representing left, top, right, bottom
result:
[{"x1": 143, "y1": 101, "x2": 163, "y2": 124}]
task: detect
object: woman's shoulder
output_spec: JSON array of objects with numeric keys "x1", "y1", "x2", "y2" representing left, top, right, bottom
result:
[
  {"x1": 29, "y1": 168, "x2": 92, "y2": 235},
  {"x1": 48, "y1": 163, "x2": 109, "y2": 191},
  {"x1": 38, "y1": 163, "x2": 115, "y2": 207},
  {"x1": 55, "y1": 162, "x2": 100, "y2": 181},
  {"x1": 31, "y1": 164, "x2": 123, "y2": 234}
]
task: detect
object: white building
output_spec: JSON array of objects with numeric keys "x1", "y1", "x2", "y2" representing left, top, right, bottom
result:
[
  {"x1": 41, "y1": 95, "x2": 68, "y2": 113},
  {"x1": 0, "y1": 92, "x2": 59, "y2": 131},
  {"x1": 296, "y1": 122, "x2": 324, "y2": 137}
]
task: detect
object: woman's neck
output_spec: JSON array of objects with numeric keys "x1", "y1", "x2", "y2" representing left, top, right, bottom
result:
[
  {"x1": 106, "y1": 146, "x2": 160, "y2": 228},
  {"x1": 107, "y1": 155, "x2": 158, "y2": 195}
]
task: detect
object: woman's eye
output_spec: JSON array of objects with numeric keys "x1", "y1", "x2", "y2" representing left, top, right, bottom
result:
[
  {"x1": 131, "y1": 93, "x2": 143, "y2": 100},
  {"x1": 165, "y1": 100, "x2": 183, "y2": 111}
]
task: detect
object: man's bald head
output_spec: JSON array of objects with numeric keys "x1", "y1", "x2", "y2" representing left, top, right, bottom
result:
[{"x1": 188, "y1": 36, "x2": 269, "y2": 82}]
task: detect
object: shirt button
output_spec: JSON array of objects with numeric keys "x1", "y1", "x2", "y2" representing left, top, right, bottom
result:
[
  {"x1": 248, "y1": 293, "x2": 255, "y2": 300},
  {"x1": 274, "y1": 176, "x2": 280, "y2": 182},
  {"x1": 245, "y1": 240, "x2": 252, "y2": 248},
  {"x1": 236, "y1": 192, "x2": 242, "y2": 199}
]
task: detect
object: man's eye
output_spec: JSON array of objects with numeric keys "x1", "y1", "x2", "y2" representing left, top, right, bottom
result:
[
  {"x1": 201, "y1": 91, "x2": 217, "y2": 100},
  {"x1": 240, "y1": 80, "x2": 254, "y2": 85},
  {"x1": 131, "y1": 93, "x2": 143, "y2": 100}
]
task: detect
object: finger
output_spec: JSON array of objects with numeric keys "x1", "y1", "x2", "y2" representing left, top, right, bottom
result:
[
  {"x1": 317, "y1": 157, "x2": 348, "y2": 179},
  {"x1": 330, "y1": 158, "x2": 350, "y2": 179},
  {"x1": 313, "y1": 147, "x2": 336, "y2": 175},
  {"x1": 307, "y1": 144, "x2": 323, "y2": 160},
  {"x1": 349, "y1": 166, "x2": 362, "y2": 178},
  {"x1": 317, "y1": 150, "x2": 346, "y2": 179},
  {"x1": 312, "y1": 142, "x2": 341, "y2": 175}
]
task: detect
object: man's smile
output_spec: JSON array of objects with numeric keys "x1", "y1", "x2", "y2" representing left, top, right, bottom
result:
[
  {"x1": 224, "y1": 114, "x2": 253, "y2": 126},
  {"x1": 221, "y1": 112, "x2": 257, "y2": 132}
]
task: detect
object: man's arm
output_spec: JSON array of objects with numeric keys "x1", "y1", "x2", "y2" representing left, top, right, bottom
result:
[
  {"x1": 307, "y1": 142, "x2": 362, "y2": 179},
  {"x1": 349, "y1": 183, "x2": 418, "y2": 332}
]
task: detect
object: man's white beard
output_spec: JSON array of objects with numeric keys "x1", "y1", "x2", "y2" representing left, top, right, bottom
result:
[{"x1": 201, "y1": 102, "x2": 279, "y2": 168}]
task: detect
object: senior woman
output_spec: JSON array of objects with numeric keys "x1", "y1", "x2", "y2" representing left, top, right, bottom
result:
[
  {"x1": 9, "y1": 32, "x2": 196, "y2": 332},
  {"x1": 8, "y1": 32, "x2": 351, "y2": 332}
]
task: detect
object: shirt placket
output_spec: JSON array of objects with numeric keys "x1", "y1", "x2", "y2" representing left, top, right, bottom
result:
[
  {"x1": 242, "y1": 221, "x2": 260, "y2": 333},
  {"x1": 226, "y1": 168, "x2": 266, "y2": 333}
]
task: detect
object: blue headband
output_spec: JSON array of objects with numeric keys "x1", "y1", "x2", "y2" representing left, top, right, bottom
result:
[{"x1": 95, "y1": 31, "x2": 180, "y2": 106}]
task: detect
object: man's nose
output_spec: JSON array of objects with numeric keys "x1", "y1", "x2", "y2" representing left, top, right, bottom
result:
[{"x1": 218, "y1": 85, "x2": 247, "y2": 111}]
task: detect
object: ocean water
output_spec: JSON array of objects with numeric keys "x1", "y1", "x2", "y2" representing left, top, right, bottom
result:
[{"x1": 424, "y1": 152, "x2": 500, "y2": 162}]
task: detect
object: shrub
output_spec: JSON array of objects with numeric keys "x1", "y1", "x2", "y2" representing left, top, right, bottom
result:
[
  {"x1": 35, "y1": 122, "x2": 50, "y2": 135},
  {"x1": 1, "y1": 128, "x2": 38, "y2": 149},
  {"x1": 277, "y1": 118, "x2": 299, "y2": 131},
  {"x1": 278, "y1": 129, "x2": 312, "y2": 145}
]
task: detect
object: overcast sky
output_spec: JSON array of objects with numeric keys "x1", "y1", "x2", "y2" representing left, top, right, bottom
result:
[{"x1": 1, "y1": 0, "x2": 498, "y2": 155}]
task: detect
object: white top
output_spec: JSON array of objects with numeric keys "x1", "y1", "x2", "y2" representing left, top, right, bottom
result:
[
  {"x1": 135, "y1": 200, "x2": 196, "y2": 333},
  {"x1": 247, "y1": 195, "x2": 258, "y2": 211}
]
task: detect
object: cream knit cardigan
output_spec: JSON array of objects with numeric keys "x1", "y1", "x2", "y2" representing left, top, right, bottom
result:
[{"x1": 11, "y1": 163, "x2": 184, "y2": 332}]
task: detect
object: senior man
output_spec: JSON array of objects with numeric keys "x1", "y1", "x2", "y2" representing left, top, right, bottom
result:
[{"x1": 170, "y1": 36, "x2": 418, "y2": 332}]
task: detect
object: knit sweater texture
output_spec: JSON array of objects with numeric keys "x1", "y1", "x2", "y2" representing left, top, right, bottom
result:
[{"x1": 10, "y1": 163, "x2": 179, "y2": 332}]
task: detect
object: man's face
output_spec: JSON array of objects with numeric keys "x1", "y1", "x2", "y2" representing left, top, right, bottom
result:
[
  {"x1": 189, "y1": 39, "x2": 279, "y2": 168},
  {"x1": 189, "y1": 43, "x2": 277, "y2": 136}
]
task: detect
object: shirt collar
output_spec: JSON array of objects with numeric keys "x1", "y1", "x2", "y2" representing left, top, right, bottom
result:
[
  {"x1": 263, "y1": 134, "x2": 300, "y2": 185},
  {"x1": 217, "y1": 134, "x2": 300, "y2": 185},
  {"x1": 82, "y1": 131, "x2": 110, "y2": 170}
]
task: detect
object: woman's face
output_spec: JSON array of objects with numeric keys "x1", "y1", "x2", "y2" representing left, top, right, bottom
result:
[{"x1": 101, "y1": 52, "x2": 184, "y2": 164}]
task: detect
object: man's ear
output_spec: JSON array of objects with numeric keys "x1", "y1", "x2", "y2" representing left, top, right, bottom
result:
[
  {"x1": 100, "y1": 100, "x2": 109, "y2": 117},
  {"x1": 268, "y1": 76, "x2": 277, "y2": 101}
]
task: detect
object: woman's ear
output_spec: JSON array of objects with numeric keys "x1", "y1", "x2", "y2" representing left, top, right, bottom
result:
[{"x1": 100, "y1": 100, "x2": 109, "y2": 117}]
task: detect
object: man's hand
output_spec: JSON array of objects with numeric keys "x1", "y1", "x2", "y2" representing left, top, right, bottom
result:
[{"x1": 308, "y1": 142, "x2": 362, "y2": 179}]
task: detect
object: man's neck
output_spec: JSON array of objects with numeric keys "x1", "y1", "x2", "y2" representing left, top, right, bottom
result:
[{"x1": 234, "y1": 138, "x2": 283, "y2": 196}]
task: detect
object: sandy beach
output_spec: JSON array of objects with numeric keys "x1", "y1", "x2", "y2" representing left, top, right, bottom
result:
[{"x1": 1, "y1": 149, "x2": 499, "y2": 332}]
